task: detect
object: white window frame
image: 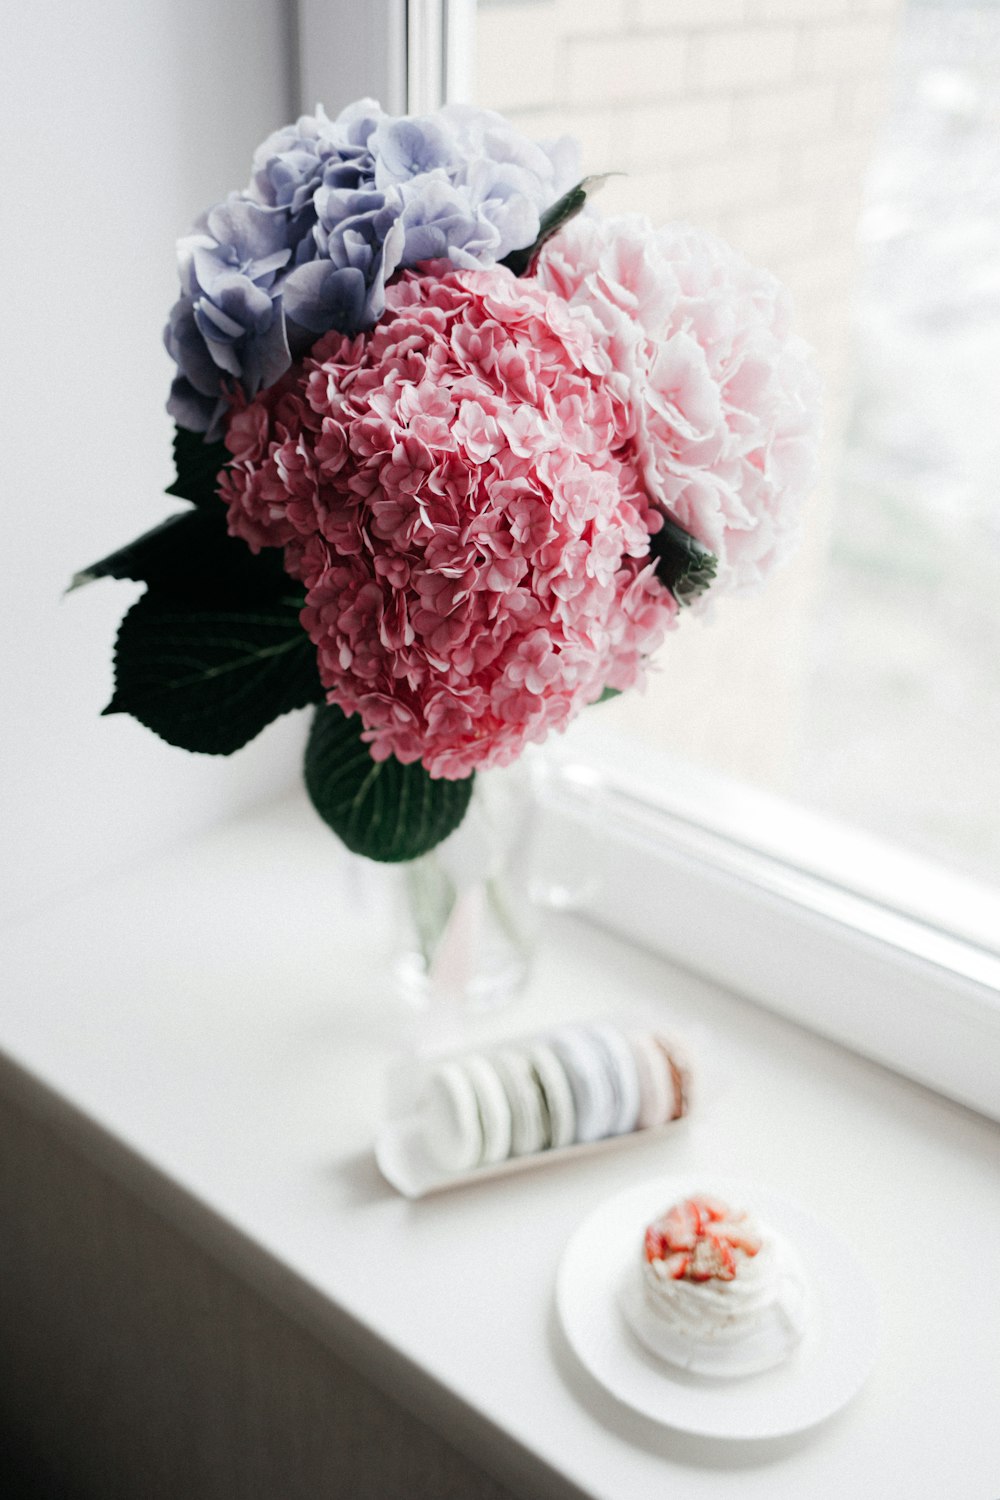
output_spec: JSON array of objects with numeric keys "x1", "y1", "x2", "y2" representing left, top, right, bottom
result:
[
  {"x1": 541, "y1": 723, "x2": 1000, "y2": 1123},
  {"x1": 297, "y1": 0, "x2": 476, "y2": 118},
  {"x1": 294, "y1": 0, "x2": 1000, "y2": 1124}
]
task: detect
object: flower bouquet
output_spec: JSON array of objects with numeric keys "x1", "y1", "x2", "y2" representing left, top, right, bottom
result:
[{"x1": 74, "y1": 99, "x2": 819, "y2": 883}]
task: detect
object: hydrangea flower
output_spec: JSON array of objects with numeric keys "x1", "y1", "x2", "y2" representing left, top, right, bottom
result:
[
  {"x1": 219, "y1": 267, "x2": 676, "y2": 777},
  {"x1": 536, "y1": 214, "x2": 822, "y2": 597},
  {"x1": 165, "y1": 200, "x2": 293, "y2": 436},
  {"x1": 248, "y1": 97, "x2": 382, "y2": 237},
  {"x1": 165, "y1": 100, "x2": 580, "y2": 438}
]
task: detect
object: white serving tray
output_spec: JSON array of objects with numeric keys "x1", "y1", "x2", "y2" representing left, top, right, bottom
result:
[{"x1": 374, "y1": 1015, "x2": 699, "y2": 1199}]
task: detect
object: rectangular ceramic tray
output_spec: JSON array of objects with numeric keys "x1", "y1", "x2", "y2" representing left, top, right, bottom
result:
[{"x1": 374, "y1": 1014, "x2": 698, "y2": 1199}]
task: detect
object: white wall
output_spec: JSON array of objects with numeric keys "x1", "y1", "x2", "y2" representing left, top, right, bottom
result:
[{"x1": 0, "y1": 0, "x2": 309, "y2": 924}]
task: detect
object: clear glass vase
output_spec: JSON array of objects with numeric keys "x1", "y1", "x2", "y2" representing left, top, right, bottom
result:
[{"x1": 394, "y1": 761, "x2": 537, "y2": 1015}]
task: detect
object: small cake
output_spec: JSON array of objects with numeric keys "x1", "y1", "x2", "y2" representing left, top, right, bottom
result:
[
  {"x1": 621, "y1": 1193, "x2": 808, "y2": 1377},
  {"x1": 548, "y1": 1026, "x2": 621, "y2": 1142},
  {"x1": 627, "y1": 1031, "x2": 689, "y2": 1128},
  {"x1": 418, "y1": 1053, "x2": 512, "y2": 1172},
  {"x1": 493, "y1": 1047, "x2": 548, "y2": 1157},
  {"x1": 525, "y1": 1040, "x2": 576, "y2": 1149}
]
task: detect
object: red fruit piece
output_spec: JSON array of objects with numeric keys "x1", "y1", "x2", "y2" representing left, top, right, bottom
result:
[
  {"x1": 665, "y1": 1251, "x2": 690, "y2": 1279},
  {"x1": 661, "y1": 1200, "x2": 699, "y2": 1249},
  {"x1": 644, "y1": 1225, "x2": 668, "y2": 1263},
  {"x1": 690, "y1": 1194, "x2": 729, "y2": 1223},
  {"x1": 723, "y1": 1218, "x2": 762, "y2": 1256},
  {"x1": 687, "y1": 1236, "x2": 737, "y2": 1281},
  {"x1": 644, "y1": 1196, "x2": 759, "y2": 1280}
]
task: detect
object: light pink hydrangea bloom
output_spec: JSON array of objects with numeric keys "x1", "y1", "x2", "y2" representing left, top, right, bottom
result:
[
  {"x1": 220, "y1": 267, "x2": 676, "y2": 777},
  {"x1": 536, "y1": 214, "x2": 822, "y2": 598}
]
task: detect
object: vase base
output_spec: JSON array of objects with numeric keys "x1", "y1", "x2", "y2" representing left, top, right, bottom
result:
[{"x1": 394, "y1": 950, "x2": 529, "y2": 1015}]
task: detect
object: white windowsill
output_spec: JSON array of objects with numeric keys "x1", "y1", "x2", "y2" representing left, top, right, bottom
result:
[
  {"x1": 1, "y1": 792, "x2": 998, "y2": 1498},
  {"x1": 543, "y1": 723, "x2": 1000, "y2": 1124}
]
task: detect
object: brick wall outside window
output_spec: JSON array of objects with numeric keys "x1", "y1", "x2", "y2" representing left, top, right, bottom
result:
[{"x1": 476, "y1": 0, "x2": 904, "y2": 788}]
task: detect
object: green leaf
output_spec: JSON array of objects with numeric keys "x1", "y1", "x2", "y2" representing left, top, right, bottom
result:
[
  {"x1": 304, "y1": 702, "x2": 474, "y2": 863},
  {"x1": 165, "y1": 425, "x2": 230, "y2": 508},
  {"x1": 104, "y1": 591, "x2": 324, "y2": 754},
  {"x1": 500, "y1": 175, "x2": 612, "y2": 278},
  {"x1": 649, "y1": 515, "x2": 718, "y2": 606},
  {"x1": 597, "y1": 687, "x2": 621, "y2": 704},
  {"x1": 69, "y1": 508, "x2": 289, "y2": 603}
]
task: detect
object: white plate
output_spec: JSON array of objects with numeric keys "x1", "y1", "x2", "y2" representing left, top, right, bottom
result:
[{"x1": 556, "y1": 1175, "x2": 880, "y2": 1440}]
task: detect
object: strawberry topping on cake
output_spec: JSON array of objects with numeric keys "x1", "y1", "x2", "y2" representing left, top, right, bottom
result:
[{"x1": 644, "y1": 1195, "x2": 763, "y2": 1282}]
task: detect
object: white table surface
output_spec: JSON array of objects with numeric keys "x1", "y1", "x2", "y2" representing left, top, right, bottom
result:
[{"x1": 2, "y1": 793, "x2": 998, "y2": 1499}]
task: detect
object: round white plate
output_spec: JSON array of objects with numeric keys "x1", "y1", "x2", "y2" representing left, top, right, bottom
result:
[{"x1": 556, "y1": 1175, "x2": 879, "y2": 1440}]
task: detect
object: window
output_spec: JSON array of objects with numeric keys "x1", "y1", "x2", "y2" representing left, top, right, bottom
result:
[{"x1": 472, "y1": 0, "x2": 1000, "y2": 1118}]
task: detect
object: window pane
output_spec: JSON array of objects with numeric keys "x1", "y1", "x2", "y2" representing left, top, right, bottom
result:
[
  {"x1": 475, "y1": 0, "x2": 1000, "y2": 900},
  {"x1": 796, "y1": 2, "x2": 1000, "y2": 888}
]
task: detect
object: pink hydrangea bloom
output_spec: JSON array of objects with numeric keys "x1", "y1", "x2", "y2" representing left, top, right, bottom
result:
[
  {"x1": 221, "y1": 267, "x2": 676, "y2": 778},
  {"x1": 536, "y1": 214, "x2": 822, "y2": 598}
]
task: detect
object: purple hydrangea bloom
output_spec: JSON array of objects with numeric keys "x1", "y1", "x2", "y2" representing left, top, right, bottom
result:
[
  {"x1": 165, "y1": 199, "x2": 292, "y2": 437},
  {"x1": 165, "y1": 98, "x2": 581, "y2": 433},
  {"x1": 249, "y1": 98, "x2": 383, "y2": 249}
]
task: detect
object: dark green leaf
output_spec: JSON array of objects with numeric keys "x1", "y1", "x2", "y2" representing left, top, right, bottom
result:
[
  {"x1": 597, "y1": 687, "x2": 621, "y2": 704},
  {"x1": 500, "y1": 175, "x2": 611, "y2": 277},
  {"x1": 304, "y1": 702, "x2": 474, "y2": 863},
  {"x1": 649, "y1": 515, "x2": 718, "y2": 605},
  {"x1": 69, "y1": 508, "x2": 289, "y2": 603},
  {"x1": 165, "y1": 425, "x2": 230, "y2": 508},
  {"x1": 104, "y1": 591, "x2": 323, "y2": 754}
]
